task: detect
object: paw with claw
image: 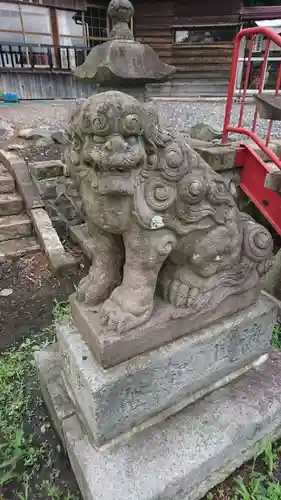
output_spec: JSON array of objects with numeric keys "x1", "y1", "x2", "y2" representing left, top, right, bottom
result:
[
  {"x1": 77, "y1": 272, "x2": 120, "y2": 306},
  {"x1": 100, "y1": 286, "x2": 153, "y2": 333}
]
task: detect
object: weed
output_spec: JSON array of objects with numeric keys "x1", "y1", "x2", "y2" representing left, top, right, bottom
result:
[
  {"x1": 256, "y1": 439, "x2": 278, "y2": 477},
  {"x1": 0, "y1": 336, "x2": 48, "y2": 487},
  {"x1": 234, "y1": 439, "x2": 281, "y2": 500},
  {"x1": 53, "y1": 299, "x2": 70, "y2": 323},
  {"x1": 17, "y1": 477, "x2": 30, "y2": 500},
  {"x1": 272, "y1": 322, "x2": 281, "y2": 352},
  {"x1": 40, "y1": 480, "x2": 78, "y2": 499},
  {"x1": 0, "y1": 429, "x2": 25, "y2": 486},
  {"x1": 0, "y1": 300, "x2": 79, "y2": 499}
]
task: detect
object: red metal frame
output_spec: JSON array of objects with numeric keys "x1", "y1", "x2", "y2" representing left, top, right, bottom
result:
[
  {"x1": 222, "y1": 26, "x2": 281, "y2": 235},
  {"x1": 240, "y1": 146, "x2": 281, "y2": 235},
  {"x1": 222, "y1": 27, "x2": 281, "y2": 158}
]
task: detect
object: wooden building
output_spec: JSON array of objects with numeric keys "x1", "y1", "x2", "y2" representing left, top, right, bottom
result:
[{"x1": 0, "y1": 0, "x2": 280, "y2": 99}]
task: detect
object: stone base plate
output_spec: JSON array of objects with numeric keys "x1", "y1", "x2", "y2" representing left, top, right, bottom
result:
[
  {"x1": 70, "y1": 288, "x2": 262, "y2": 368},
  {"x1": 36, "y1": 347, "x2": 281, "y2": 500}
]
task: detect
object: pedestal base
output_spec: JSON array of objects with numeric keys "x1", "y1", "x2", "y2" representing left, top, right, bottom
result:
[
  {"x1": 59, "y1": 294, "x2": 276, "y2": 446},
  {"x1": 70, "y1": 290, "x2": 270, "y2": 368},
  {"x1": 36, "y1": 347, "x2": 281, "y2": 500}
]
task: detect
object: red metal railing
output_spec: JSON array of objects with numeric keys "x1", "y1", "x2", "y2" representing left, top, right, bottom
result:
[{"x1": 222, "y1": 26, "x2": 281, "y2": 170}]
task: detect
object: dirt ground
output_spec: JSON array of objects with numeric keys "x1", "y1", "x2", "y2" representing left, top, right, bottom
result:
[
  {"x1": 0, "y1": 250, "x2": 90, "y2": 499},
  {"x1": 0, "y1": 250, "x2": 88, "y2": 350}
]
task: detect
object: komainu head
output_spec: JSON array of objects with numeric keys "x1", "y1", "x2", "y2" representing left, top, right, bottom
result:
[{"x1": 65, "y1": 90, "x2": 159, "y2": 177}]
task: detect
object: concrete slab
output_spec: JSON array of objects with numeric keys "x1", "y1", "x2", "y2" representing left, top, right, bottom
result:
[
  {"x1": 30, "y1": 208, "x2": 77, "y2": 274},
  {"x1": 36, "y1": 346, "x2": 281, "y2": 500},
  {"x1": 265, "y1": 170, "x2": 281, "y2": 193},
  {"x1": 30, "y1": 160, "x2": 65, "y2": 180},
  {"x1": 270, "y1": 139, "x2": 281, "y2": 157},
  {"x1": 11, "y1": 158, "x2": 44, "y2": 211},
  {"x1": 255, "y1": 94, "x2": 281, "y2": 121},
  {"x1": 58, "y1": 294, "x2": 276, "y2": 446},
  {"x1": 194, "y1": 145, "x2": 236, "y2": 172}
]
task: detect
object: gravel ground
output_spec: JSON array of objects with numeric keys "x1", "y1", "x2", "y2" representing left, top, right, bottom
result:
[
  {"x1": 155, "y1": 100, "x2": 281, "y2": 139},
  {"x1": 0, "y1": 100, "x2": 75, "y2": 132},
  {"x1": 1, "y1": 98, "x2": 280, "y2": 139}
]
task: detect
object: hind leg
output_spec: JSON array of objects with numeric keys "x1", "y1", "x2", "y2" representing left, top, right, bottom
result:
[{"x1": 159, "y1": 260, "x2": 204, "y2": 309}]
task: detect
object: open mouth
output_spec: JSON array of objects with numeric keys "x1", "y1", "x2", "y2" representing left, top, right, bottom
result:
[
  {"x1": 88, "y1": 148, "x2": 145, "y2": 174},
  {"x1": 95, "y1": 158, "x2": 144, "y2": 174}
]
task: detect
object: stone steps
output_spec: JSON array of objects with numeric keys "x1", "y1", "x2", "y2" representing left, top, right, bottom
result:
[
  {"x1": 0, "y1": 236, "x2": 40, "y2": 261},
  {"x1": 0, "y1": 193, "x2": 24, "y2": 216},
  {"x1": 0, "y1": 214, "x2": 32, "y2": 242},
  {"x1": 0, "y1": 161, "x2": 40, "y2": 260},
  {"x1": 0, "y1": 171, "x2": 15, "y2": 194}
]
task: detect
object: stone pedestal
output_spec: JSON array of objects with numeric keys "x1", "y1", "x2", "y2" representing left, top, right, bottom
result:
[
  {"x1": 35, "y1": 293, "x2": 281, "y2": 499},
  {"x1": 36, "y1": 345, "x2": 281, "y2": 500},
  {"x1": 59, "y1": 294, "x2": 276, "y2": 446}
]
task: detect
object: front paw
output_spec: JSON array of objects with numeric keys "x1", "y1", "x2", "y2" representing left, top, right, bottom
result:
[
  {"x1": 100, "y1": 293, "x2": 153, "y2": 333},
  {"x1": 77, "y1": 274, "x2": 116, "y2": 305}
]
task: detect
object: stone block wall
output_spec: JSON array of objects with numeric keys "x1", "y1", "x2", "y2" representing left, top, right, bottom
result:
[{"x1": 29, "y1": 160, "x2": 84, "y2": 237}]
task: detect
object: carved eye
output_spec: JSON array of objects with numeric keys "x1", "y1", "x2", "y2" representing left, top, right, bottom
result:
[{"x1": 121, "y1": 114, "x2": 143, "y2": 137}]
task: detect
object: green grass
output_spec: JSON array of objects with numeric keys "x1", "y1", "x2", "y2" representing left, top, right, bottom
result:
[
  {"x1": 0, "y1": 300, "x2": 78, "y2": 499},
  {"x1": 0, "y1": 335, "x2": 50, "y2": 488},
  {"x1": 272, "y1": 322, "x2": 281, "y2": 351},
  {"x1": 233, "y1": 439, "x2": 281, "y2": 500}
]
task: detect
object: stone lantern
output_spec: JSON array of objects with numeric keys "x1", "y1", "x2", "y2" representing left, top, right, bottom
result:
[{"x1": 73, "y1": 0, "x2": 176, "y2": 101}]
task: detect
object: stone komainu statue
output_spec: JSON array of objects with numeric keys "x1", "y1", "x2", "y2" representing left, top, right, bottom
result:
[{"x1": 65, "y1": 91, "x2": 273, "y2": 334}]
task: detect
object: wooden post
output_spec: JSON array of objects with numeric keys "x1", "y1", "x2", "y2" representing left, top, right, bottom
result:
[{"x1": 50, "y1": 7, "x2": 60, "y2": 68}]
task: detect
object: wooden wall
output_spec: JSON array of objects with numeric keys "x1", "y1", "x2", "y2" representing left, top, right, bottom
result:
[
  {"x1": 3, "y1": 0, "x2": 87, "y2": 8},
  {"x1": 133, "y1": 1, "x2": 174, "y2": 65},
  {"x1": 133, "y1": 0, "x2": 241, "y2": 96}
]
